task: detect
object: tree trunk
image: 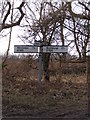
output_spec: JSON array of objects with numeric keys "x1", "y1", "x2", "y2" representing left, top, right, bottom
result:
[
  {"x1": 42, "y1": 53, "x2": 51, "y2": 82},
  {"x1": 82, "y1": 46, "x2": 87, "y2": 62},
  {"x1": 58, "y1": 55, "x2": 62, "y2": 82}
]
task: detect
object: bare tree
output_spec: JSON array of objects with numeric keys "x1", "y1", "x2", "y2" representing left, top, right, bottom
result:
[
  {"x1": 0, "y1": 0, "x2": 25, "y2": 66},
  {"x1": 67, "y1": 1, "x2": 90, "y2": 60},
  {"x1": 19, "y1": 0, "x2": 90, "y2": 81},
  {"x1": 20, "y1": 1, "x2": 68, "y2": 82}
]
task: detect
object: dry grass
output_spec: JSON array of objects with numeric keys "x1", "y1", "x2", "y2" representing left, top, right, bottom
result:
[{"x1": 2, "y1": 57, "x2": 88, "y2": 117}]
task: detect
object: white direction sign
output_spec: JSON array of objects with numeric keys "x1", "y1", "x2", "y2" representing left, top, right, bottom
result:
[
  {"x1": 14, "y1": 45, "x2": 38, "y2": 53},
  {"x1": 43, "y1": 45, "x2": 68, "y2": 53},
  {"x1": 14, "y1": 45, "x2": 68, "y2": 53}
]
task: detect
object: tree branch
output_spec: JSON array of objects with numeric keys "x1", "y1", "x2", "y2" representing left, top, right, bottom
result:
[
  {"x1": 68, "y1": 2, "x2": 90, "y2": 20},
  {"x1": 2, "y1": 2, "x2": 25, "y2": 30},
  {"x1": 3, "y1": 2, "x2": 11, "y2": 24},
  {"x1": 78, "y1": 2, "x2": 90, "y2": 12}
]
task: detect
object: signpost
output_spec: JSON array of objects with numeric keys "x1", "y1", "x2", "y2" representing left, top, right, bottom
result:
[
  {"x1": 14, "y1": 45, "x2": 38, "y2": 53},
  {"x1": 14, "y1": 44, "x2": 68, "y2": 92},
  {"x1": 43, "y1": 45, "x2": 68, "y2": 53},
  {"x1": 38, "y1": 43, "x2": 42, "y2": 92}
]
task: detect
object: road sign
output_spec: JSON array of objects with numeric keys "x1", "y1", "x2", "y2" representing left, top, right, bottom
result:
[
  {"x1": 14, "y1": 44, "x2": 68, "y2": 92},
  {"x1": 14, "y1": 45, "x2": 38, "y2": 53},
  {"x1": 43, "y1": 45, "x2": 68, "y2": 53}
]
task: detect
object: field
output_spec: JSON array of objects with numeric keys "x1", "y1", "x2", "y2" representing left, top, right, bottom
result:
[{"x1": 2, "y1": 56, "x2": 88, "y2": 119}]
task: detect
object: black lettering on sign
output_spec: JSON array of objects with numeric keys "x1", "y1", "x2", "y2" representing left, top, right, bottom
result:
[
  {"x1": 17, "y1": 49, "x2": 24, "y2": 51},
  {"x1": 22, "y1": 46, "x2": 28, "y2": 49}
]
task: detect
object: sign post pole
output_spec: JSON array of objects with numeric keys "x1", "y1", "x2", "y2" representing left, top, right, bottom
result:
[{"x1": 38, "y1": 43, "x2": 42, "y2": 92}]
